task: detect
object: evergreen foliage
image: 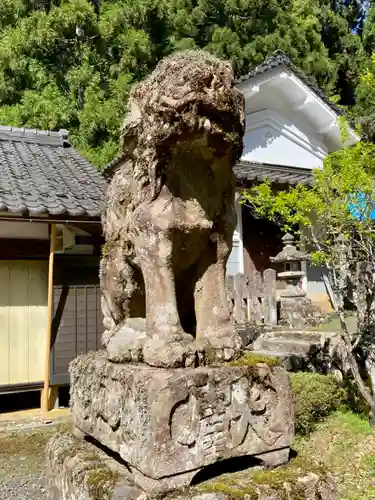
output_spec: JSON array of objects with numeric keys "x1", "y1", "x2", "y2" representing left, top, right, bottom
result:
[{"x1": 0, "y1": 0, "x2": 372, "y2": 167}]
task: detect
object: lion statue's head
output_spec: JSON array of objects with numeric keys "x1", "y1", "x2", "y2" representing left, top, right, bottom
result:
[{"x1": 119, "y1": 50, "x2": 245, "y2": 200}]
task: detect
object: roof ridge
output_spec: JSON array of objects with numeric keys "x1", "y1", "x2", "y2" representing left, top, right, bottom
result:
[
  {"x1": 235, "y1": 51, "x2": 344, "y2": 117},
  {"x1": 0, "y1": 126, "x2": 69, "y2": 146}
]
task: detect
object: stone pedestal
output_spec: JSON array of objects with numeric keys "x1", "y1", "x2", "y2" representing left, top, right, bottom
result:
[
  {"x1": 70, "y1": 352, "x2": 294, "y2": 494},
  {"x1": 279, "y1": 296, "x2": 316, "y2": 328},
  {"x1": 46, "y1": 432, "x2": 145, "y2": 500},
  {"x1": 46, "y1": 432, "x2": 337, "y2": 500}
]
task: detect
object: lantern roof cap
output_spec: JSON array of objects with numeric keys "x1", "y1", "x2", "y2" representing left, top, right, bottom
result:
[{"x1": 270, "y1": 233, "x2": 311, "y2": 263}]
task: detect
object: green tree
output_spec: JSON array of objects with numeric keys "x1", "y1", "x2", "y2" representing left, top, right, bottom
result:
[
  {"x1": 242, "y1": 137, "x2": 375, "y2": 421},
  {"x1": 354, "y1": 53, "x2": 375, "y2": 141},
  {"x1": 0, "y1": 0, "x2": 367, "y2": 167}
]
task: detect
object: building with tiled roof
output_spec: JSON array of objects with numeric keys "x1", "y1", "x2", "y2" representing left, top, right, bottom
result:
[
  {"x1": 224, "y1": 51, "x2": 359, "y2": 315},
  {"x1": 0, "y1": 127, "x2": 105, "y2": 405},
  {"x1": 0, "y1": 127, "x2": 105, "y2": 217}
]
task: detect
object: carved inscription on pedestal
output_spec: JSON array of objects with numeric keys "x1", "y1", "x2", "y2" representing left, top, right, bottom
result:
[{"x1": 170, "y1": 375, "x2": 284, "y2": 461}]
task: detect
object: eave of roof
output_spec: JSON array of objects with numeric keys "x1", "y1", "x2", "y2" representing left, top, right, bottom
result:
[
  {"x1": 104, "y1": 153, "x2": 313, "y2": 188},
  {"x1": 234, "y1": 160, "x2": 313, "y2": 187},
  {"x1": 103, "y1": 51, "x2": 358, "y2": 176},
  {"x1": 0, "y1": 127, "x2": 106, "y2": 219}
]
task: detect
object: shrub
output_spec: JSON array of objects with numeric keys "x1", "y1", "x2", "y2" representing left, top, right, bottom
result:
[{"x1": 291, "y1": 372, "x2": 347, "y2": 435}]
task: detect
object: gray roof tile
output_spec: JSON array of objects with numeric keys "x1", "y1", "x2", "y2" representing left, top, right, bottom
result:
[
  {"x1": 0, "y1": 127, "x2": 106, "y2": 218},
  {"x1": 234, "y1": 160, "x2": 313, "y2": 186}
]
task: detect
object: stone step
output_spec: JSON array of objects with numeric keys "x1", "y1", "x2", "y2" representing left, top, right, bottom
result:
[
  {"x1": 254, "y1": 337, "x2": 317, "y2": 356},
  {"x1": 249, "y1": 349, "x2": 308, "y2": 372},
  {"x1": 267, "y1": 331, "x2": 324, "y2": 343}
]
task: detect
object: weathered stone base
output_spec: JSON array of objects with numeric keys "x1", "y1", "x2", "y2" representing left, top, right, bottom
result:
[
  {"x1": 46, "y1": 432, "x2": 145, "y2": 500},
  {"x1": 46, "y1": 434, "x2": 337, "y2": 500},
  {"x1": 70, "y1": 352, "x2": 294, "y2": 494},
  {"x1": 280, "y1": 296, "x2": 324, "y2": 329}
]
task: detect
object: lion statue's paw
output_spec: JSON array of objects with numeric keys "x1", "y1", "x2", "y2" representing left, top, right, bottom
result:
[
  {"x1": 195, "y1": 330, "x2": 244, "y2": 364},
  {"x1": 106, "y1": 318, "x2": 147, "y2": 363},
  {"x1": 143, "y1": 333, "x2": 198, "y2": 368}
]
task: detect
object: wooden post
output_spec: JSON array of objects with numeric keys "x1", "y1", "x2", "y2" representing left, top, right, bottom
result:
[{"x1": 41, "y1": 223, "x2": 56, "y2": 413}]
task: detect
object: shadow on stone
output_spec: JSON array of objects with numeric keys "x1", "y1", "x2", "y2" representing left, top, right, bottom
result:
[
  {"x1": 191, "y1": 456, "x2": 263, "y2": 485},
  {"x1": 85, "y1": 434, "x2": 132, "y2": 473}
]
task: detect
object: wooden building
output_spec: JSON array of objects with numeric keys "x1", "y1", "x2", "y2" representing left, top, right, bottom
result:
[
  {"x1": 226, "y1": 51, "x2": 359, "y2": 312},
  {"x1": 0, "y1": 126, "x2": 106, "y2": 409}
]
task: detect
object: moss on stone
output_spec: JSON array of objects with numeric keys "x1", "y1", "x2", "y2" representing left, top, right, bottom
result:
[
  {"x1": 227, "y1": 352, "x2": 282, "y2": 367},
  {"x1": 190, "y1": 445, "x2": 330, "y2": 500},
  {"x1": 101, "y1": 241, "x2": 116, "y2": 258},
  {"x1": 197, "y1": 481, "x2": 257, "y2": 499},
  {"x1": 86, "y1": 465, "x2": 120, "y2": 500}
]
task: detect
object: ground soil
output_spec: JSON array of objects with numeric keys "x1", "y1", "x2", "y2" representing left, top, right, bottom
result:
[{"x1": 0, "y1": 411, "x2": 70, "y2": 500}]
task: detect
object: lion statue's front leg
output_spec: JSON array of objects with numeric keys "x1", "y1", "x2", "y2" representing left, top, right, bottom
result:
[
  {"x1": 135, "y1": 220, "x2": 199, "y2": 368},
  {"x1": 194, "y1": 233, "x2": 243, "y2": 362}
]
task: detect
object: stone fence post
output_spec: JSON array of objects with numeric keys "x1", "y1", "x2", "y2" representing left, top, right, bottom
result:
[{"x1": 263, "y1": 268, "x2": 277, "y2": 325}]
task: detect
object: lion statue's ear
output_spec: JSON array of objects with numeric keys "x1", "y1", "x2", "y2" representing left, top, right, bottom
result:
[
  {"x1": 120, "y1": 98, "x2": 141, "y2": 156},
  {"x1": 124, "y1": 98, "x2": 142, "y2": 125}
]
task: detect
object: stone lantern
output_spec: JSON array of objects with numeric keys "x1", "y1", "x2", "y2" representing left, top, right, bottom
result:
[{"x1": 270, "y1": 233, "x2": 314, "y2": 328}]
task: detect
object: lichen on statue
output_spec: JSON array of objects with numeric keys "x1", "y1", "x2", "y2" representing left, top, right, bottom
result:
[{"x1": 100, "y1": 50, "x2": 245, "y2": 368}]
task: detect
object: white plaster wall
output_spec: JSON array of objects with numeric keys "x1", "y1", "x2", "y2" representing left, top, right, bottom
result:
[
  {"x1": 227, "y1": 238, "x2": 241, "y2": 275},
  {"x1": 242, "y1": 110, "x2": 327, "y2": 169},
  {"x1": 0, "y1": 220, "x2": 49, "y2": 239}
]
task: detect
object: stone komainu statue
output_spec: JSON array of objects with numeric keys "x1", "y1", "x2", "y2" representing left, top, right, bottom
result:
[{"x1": 100, "y1": 50, "x2": 245, "y2": 367}]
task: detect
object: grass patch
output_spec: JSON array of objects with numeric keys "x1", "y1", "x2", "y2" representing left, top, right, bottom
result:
[
  {"x1": 307, "y1": 312, "x2": 357, "y2": 334},
  {"x1": 189, "y1": 410, "x2": 375, "y2": 500},
  {"x1": 294, "y1": 410, "x2": 375, "y2": 499}
]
